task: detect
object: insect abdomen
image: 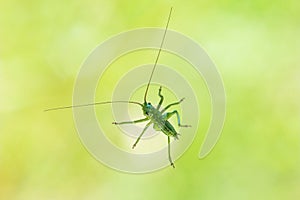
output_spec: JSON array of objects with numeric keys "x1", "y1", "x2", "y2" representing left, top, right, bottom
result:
[{"x1": 162, "y1": 121, "x2": 178, "y2": 138}]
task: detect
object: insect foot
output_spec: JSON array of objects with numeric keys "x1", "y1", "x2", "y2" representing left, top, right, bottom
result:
[
  {"x1": 171, "y1": 162, "x2": 175, "y2": 168},
  {"x1": 179, "y1": 124, "x2": 192, "y2": 128}
]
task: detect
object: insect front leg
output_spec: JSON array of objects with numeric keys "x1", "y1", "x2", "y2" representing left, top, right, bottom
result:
[
  {"x1": 112, "y1": 118, "x2": 148, "y2": 125},
  {"x1": 165, "y1": 110, "x2": 191, "y2": 128},
  {"x1": 156, "y1": 86, "x2": 164, "y2": 110},
  {"x1": 168, "y1": 136, "x2": 175, "y2": 168},
  {"x1": 161, "y1": 98, "x2": 185, "y2": 113},
  {"x1": 132, "y1": 121, "x2": 152, "y2": 149}
]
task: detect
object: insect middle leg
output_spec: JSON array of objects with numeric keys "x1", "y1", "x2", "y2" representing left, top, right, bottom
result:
[
  {"x1": 112, "y1": 117, "x2": 148, "y2": 125},
  {"x1": 132, "y1": 121, "x2": 152, "y2": 149},
  {"x1": 165, "y1": 110, "x2": 191, "y2": 127},
  {"x1": 161, "y1": 98, "x2": 185, "y2": 113}
]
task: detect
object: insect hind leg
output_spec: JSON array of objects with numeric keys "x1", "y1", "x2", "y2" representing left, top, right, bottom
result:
[
  {"x1": 165, "y1": 110, "x2": 191, "y2": 128},
  {"x1": 168, "y1": 136, "x2": 175, "y2": 168}
]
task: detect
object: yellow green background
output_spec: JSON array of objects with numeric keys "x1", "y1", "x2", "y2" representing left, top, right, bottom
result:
[{"x1": 1, "y1": 0, "x2": 299, "y2": 199}]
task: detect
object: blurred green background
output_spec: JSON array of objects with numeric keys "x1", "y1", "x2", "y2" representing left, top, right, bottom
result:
[{"x1": 1, "y1": 0, "x2": 300, "y2": 199}]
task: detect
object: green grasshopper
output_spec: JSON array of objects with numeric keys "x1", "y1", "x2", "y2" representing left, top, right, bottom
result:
[{"x1": 45, "y1": 7, "x2": 190, "y2": 168}]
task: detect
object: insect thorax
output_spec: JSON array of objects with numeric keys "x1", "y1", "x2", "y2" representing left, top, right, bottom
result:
[{"x1": 143, "y1": 102, "x2": 164, "y2": 118}]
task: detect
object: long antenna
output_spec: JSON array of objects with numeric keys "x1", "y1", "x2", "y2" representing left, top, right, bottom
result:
[
  {"x1": 143, "y1": 7, "x2": 173, "y2": 103},
  {"x1": 44, "y1": 101, "x2": 143, "y2": 112}
]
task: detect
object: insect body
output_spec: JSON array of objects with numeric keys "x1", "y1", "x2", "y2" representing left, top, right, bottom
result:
[
  {"x1": 45, "y1": 7, "x2": 190, "y2": 168},
  {"x1": 113, "y1": 86, "x2": 190, "y2": 167}
]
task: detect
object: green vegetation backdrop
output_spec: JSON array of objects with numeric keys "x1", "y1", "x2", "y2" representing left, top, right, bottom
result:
[{"x1": 1, "y1": 0, "x2": 299, "y2": 199}]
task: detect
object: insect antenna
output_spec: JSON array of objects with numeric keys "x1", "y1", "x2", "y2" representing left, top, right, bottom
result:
[
  {"x1": 143, "y1": 7, "x2": 173, "y2": 103},
  {"x1": 44, "y1": 101, "x2": 143, "y2": 112}
]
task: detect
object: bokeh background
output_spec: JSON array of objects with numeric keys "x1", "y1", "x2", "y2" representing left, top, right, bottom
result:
[{"x1": 1, "y1": 0, "x2": 299, "y2": 199}]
